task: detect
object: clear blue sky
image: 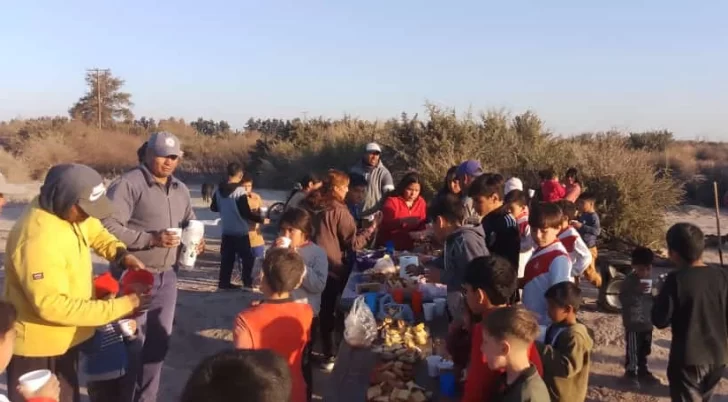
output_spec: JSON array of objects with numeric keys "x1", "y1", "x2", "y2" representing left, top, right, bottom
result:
[{"x1": 1, "y1": 1, "x2": 727, "y2": 139}]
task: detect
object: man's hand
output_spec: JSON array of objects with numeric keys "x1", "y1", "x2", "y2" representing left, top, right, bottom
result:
[
  {"x1": 151, "y1": 230, "x2": 181, "y2": 248},
  {"x1": 196, "y1": 238, "x2": 206, "y2": 255},
  {"x1": 128, "y1": 292, "x2": 153, "y2": 312},
  {"x1": 121, "y1": 254, "x2": 145, "y2": 271},
  {"x1": 570, "y1": 220, "x2": 583, "y2": 229},
  {"x1": 405, "y1": 264, "x2": 424, "y2": 276},
  {"x1": 18, "y1": 373, "x2": 60, "y2": 401},
  {"x1": 425, "y1": 268, "x2": 441, "y2": 283}
]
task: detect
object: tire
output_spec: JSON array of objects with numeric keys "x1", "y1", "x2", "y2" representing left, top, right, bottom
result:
[
  {"x1": 599, "y1": 276, "x2": 625, "y2": 313},
  {"x1": 267, "y1": 202, "x2": 286, "y2": 222},
  {"x1": 596, "y1": 255, "x2": 630, "y2": 313}
]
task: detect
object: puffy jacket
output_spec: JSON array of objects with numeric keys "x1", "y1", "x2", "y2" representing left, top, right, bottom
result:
[{"x1": 4, "y1": 199, "x2": 136, "y2": 357}]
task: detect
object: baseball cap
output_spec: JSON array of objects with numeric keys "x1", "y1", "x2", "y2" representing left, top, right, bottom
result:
[
  {"x1": 148, "y1": 131, "x2": 183, "y2": 157},
  {"x1": 365, "y1": 142, "x2": 382, "y2": 153},
  {"x1": 42, "y1": 163, "x2": 115, "y2": 219},
  {"x1": 456, "y1": 160, "x2": 483, "y2": 178},
  {"x1": 504, "y1": 177, "x2": 524, "y2": 196}
]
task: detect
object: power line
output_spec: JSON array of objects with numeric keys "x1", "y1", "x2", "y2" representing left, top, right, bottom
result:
[{"x1": 87, "y1": 68, "x2": 110, "y2": 129}]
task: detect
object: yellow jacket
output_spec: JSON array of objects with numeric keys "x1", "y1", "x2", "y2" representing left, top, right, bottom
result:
[{"x1": 3, "y1": 198, "x2": 137, "y2": 357}]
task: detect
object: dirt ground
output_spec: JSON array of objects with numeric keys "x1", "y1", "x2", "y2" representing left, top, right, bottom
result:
[{"x1": 1, "y1": 185, "x2": 728, "y2": 401}]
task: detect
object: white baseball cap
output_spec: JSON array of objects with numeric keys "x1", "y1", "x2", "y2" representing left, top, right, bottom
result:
[
  {"x1": 365, "y1": 142, "x2": 382, "y2": 153},
  {"x1": 504, "y1": 177, "x2": 523, "y2": 196}
]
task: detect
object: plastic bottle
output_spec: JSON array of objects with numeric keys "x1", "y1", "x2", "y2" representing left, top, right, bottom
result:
[{"x1": 180, "y1": 220, "x2": 205, "y2": 267}]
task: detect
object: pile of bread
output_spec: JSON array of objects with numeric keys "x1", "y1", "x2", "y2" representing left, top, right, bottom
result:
[
  {"x1": 366, "y1": 373, "x2": 430, "y2": 402},
  {"x1": 379, "y1": 318, "x2": 428, "y2": 350},
  {"x1": 366, "y1": 318, "x2": 431, "y2": 401}
]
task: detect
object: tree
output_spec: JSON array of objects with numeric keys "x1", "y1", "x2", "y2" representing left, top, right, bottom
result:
[{"x1": 68, "y1": 70, "x2": 134, "y2": 127}]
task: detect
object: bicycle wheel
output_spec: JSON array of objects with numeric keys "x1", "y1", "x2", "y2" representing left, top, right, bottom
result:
[{"x1": 267, "y1": 202, "x2": 286, "y2": 222}]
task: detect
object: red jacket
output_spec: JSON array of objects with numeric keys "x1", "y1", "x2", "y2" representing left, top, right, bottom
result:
[
  {"x1": 376, "y1": 196, "x2": 426, "y2": 251},
  {"x1": 462, "y1": 318, "x2": 544, "y2": 402},
  {"x1": 541, "y1": 179, "x2": 566, "y2": 203}
]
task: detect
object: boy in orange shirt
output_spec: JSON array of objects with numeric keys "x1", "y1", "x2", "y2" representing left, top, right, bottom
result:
[
  {"x1": 462, "y1": 256, "x2": 543, "y2": 402},
  {"x1": 234, "y1": 248, "x2": 312, "y2": 402}
]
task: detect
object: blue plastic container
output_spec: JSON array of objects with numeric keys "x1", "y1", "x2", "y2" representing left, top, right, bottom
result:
[
  {"x1": 439, "y1": 370, "x2": 457, "y2": 398},
  {"x1": 385, "y1": 240, "x2": 395, "y2": 256},
  {"x1": 364, "y1": 292, "x2": 378, "y2": 313}
]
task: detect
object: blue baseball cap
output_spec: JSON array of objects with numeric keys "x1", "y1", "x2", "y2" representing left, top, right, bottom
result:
[{"x1": 456, "y1": 160, "x2": 483, "y2": 178}]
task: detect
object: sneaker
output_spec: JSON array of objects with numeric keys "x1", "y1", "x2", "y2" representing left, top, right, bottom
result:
[
  {"x1": 218, "y1": 283, "x2": 242, "y2": 290},
  {"x1": 319, "y1": 356, "x2": 335, "y2": 372},
  {"x1": 639, "y1": 370, "x2": 661, "y2": 385}
]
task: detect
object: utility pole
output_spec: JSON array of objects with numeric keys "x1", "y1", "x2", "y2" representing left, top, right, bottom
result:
[{"x1": 87, "y1": 68, "x2": 110, "y2": 129}]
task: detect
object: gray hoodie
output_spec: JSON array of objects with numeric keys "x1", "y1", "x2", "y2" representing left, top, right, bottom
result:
[
  {"x1": 350, "y1": 160, "x2": 394, "y2": 217},
  {"x1": 439, "y1": 224, "x2": 489, "y2": 289},
  {"x1": 291, "y1": 243, "x2": 329, "y2": 315}
]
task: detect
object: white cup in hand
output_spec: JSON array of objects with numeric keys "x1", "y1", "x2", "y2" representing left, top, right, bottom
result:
[
  {"x1": 118, "y1": 319, "x2": 137, "y2": 337},
  {"x1": 276, "y1": 237, "x2": 292, "y2": 248},
  {"x1": 18, "y1": 369, "x2": 51, "y2": 393}
]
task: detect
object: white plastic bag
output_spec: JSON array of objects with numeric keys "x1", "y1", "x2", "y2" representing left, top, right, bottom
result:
[{"x1": 343, "y1": 295, "x2": 378, "y2": 347}]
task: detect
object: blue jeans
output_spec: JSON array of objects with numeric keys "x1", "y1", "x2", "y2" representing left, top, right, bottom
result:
[
  {"x1": 252, "y1": 245, "x2": 265, "y2": 259},
  {"x1": 122, "y1": 270, "x2": 178, "y2": 402}
]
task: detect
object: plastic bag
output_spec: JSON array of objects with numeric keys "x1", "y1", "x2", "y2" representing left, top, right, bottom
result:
[{"x1": 344, "y1": 295, "x2": 378, "y2": 347}]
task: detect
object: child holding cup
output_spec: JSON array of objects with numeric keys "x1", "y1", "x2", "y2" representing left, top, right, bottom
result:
[
  {"x1": 0, "y1": 301, "x2": 60, "y2": 401},
  {"x1": 82, "y1": 272, "x2": 139, "y2": 402}
]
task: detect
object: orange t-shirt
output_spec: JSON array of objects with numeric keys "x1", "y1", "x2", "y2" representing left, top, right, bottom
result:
[{"x1": 234, "y1": 300, "x2": 313, "y2": 402}]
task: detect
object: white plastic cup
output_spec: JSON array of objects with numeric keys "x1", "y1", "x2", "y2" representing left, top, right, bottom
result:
[
  {"x1": 433, "y1": 298, "x2": 447, "y2": 316},
  {"x1": 528, "y1": 189, "x2": 536, "y2": 198},
  {"x1": 278, "y1": 236, "x2": 292, "y2": 248},
  {"x1": 641, "y1": 279, "x2": 653, "y2": 294},
  {"x1": 18, "y1": 369, "x2": 51, "y2": 393},
  {"x1": 260, "y1": 206, "x2": 269, "y2": 217},
  {"x1": 166, "y1": 228, "x2": 182, "y2": 238},
  {"x1": 118, "y1": 319, "x2": 136, "y2": 337},
  {"x1": 426, "y1": 355, "x2": 442, "y2": 377},
  {"x1": 423, "y1": 302, "x2": 436, "y2": 321},
  {"x1": 179, "y1": 220, "x2": 205, "y2": 267},
  {"x1": 436, "y1": 359, "x2": 454, "y2": 373}
]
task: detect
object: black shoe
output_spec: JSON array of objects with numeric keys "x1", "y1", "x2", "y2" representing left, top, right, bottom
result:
[
  {"x1": 218, "y1": 283, "x2": 242, "y2": 290},
  {"x1": 638, "y1": 370, "x2": 661, "y2": 385},
  {"x1": 624, "y1": 371, "x2": 640, "y2": 388}
]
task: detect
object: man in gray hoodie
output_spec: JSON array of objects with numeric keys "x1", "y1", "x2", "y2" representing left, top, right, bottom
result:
[
  {"x1": 103, "y1": 131, "x2": 202, "y2": 402},
  {"x1": 349, "y1": 142, "x2": 394, "y2": 218}
]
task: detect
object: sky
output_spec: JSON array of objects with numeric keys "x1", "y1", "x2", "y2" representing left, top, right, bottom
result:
[{"x1": 1, "y1": 1, "x2": 727, "y2": 139}]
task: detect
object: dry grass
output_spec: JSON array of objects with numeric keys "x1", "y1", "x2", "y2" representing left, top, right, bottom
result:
[
  {"x1": 0, "y1": 118, "x2": 258, "y2": 180},
  {"x1": 2, "y1": 108, "x2": 726, "y2": 246}
]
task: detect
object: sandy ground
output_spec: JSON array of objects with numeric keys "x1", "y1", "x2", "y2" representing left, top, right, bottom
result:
[{"x1": 1, "y1": 183, "x2": 728, "y2": 401}]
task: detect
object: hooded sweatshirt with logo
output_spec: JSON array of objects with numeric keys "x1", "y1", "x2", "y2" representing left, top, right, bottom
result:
[
  {"x1": 538, "y1": 321, "x2": 595, "y2": 402},
  {"x1": 4, "y1": 198, "x2": 136, "y2": 357}
]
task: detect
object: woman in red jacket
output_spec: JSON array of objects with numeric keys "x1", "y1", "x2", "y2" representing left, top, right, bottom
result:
[{"x1": 376, "y1": 172, "x2": 427, "y2": 251}]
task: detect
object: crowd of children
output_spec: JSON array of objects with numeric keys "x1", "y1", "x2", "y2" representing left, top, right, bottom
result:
[{"x1": 5, "y1": 149, "x2": 728, "y2": 402}]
